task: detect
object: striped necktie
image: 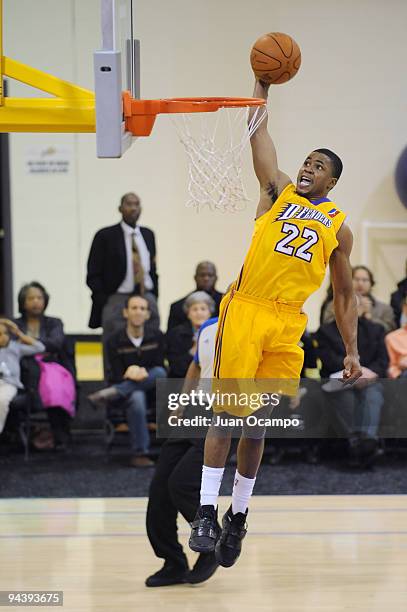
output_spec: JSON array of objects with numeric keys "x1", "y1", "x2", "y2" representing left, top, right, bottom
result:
[{"x1": 132, "y1": 232, "x2": 145, "y2": 295}]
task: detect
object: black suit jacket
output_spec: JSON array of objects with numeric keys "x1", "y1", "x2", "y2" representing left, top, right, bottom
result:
[
  {"x1": 86, "y1": 223, "x2": 158, "y2": 328},
  {"x1": 167, "y1": 289, "x2": 223, "y2": 331}
]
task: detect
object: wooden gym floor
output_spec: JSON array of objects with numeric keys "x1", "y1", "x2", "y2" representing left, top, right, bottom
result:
[{"x1": 1, "y1": 495, "x2": 406, "y2": 611}]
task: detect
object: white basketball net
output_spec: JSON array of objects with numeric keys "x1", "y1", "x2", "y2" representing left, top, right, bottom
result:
[{"x1": 171, "y1": 105, "x2": 266, "y2": 212}]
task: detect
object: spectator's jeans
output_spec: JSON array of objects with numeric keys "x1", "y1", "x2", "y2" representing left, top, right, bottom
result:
[
  {"x1": 0, "y1": 381, "x2": 17, "y2": 434},
  {"x1": 329, "y1": 381, "x2": 384, "y2": 439},
  {"x1": 114, "y1": 367, "x2": 166, "y2": 455}
]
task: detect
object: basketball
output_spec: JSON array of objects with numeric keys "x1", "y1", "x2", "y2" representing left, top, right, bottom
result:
[{"x1": 250, "y1": 32, "x2": 301, "y2": 85}]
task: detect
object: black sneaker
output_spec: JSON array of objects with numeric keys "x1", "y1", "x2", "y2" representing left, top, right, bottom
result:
[
  {"x1": 145, "y1": 562, "x2": 188, "y2": 587},
  {"x1": 187, "y1": 551, "x2": 220, "y2": 584},
  {"x1": 215, "y1": 506, "x2": 247, "y2": 568},
  {"x1": 189, "y1": 505, "x2": 219, "y2": 553}
]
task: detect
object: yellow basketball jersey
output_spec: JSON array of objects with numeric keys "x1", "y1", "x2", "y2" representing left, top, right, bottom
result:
[{"x1": 236, "y1": 183, "x2": 347, "y2": 304}]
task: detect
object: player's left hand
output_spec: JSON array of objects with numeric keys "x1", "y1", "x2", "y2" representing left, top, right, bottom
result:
[{"x1": 342, "y1": 354, "x2": 363, "y2": 386}]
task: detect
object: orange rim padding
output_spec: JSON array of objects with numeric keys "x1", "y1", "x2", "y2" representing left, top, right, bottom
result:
[{"x1": 122, "y1": 91, "x2": 266, "y2": 137}]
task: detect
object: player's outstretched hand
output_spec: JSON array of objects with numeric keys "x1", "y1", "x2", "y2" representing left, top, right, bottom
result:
[
  {"x1": 257, "y1": 79, "x2": 271, "y2": 90},
  {"x1": 342, "y1": 355, "x2": 363, "y2": 386}
]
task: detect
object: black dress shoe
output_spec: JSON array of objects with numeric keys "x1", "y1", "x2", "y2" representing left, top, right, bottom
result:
[
  {"x1": 348, "y1": 435, "x2": 379, "y2": 469},
  {"x1": 189, "y1": 505, "x2": 219, "y2": 553},
  {"x1": 215, "y1": 506, "x2": 247, "y2": 568},
  {"x1": 358, "y1": 436, "x2": 381, "y2": 469},
  {"x1": 145, "y1": 563, "x2": 188, "y2": 587},
  {"x1": 187, "y1": 550, "x2": 220, "y2": 584}
]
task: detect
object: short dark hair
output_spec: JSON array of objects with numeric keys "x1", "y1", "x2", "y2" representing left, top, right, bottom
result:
[
  {"x1": 18, "y1": 281, "x2": 50, "y2": 315},
  {"x1": 313, "y1": 148, "x2": 343, "y2": 180},
  {"x1": 352, "y1": 265, "x2": 375, "y2": 287},
  {"x1": 120, "y1": 192, "x2": 139, "y2": 207},
  {"x1": 195, "y1": 261, "x2": 216, "y2": 274},
  {"x1": 124, "y1": 293, "x2": 149, "y2": 309}
]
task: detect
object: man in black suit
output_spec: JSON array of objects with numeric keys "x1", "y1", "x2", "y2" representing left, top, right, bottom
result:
[
  {"x1": 316, "y1": 307, "x2": 388, "y2": 467},
  {"x1": 87, "y1": 192, "x2": 159, "y2": 375},
  {"x1": 167, "y1": 262, "x2": 223, "y2": 331}
]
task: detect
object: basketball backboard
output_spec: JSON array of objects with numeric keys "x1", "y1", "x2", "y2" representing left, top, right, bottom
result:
[{"x1": 94, "y1": 0, "x2": 139, "y2": 158}]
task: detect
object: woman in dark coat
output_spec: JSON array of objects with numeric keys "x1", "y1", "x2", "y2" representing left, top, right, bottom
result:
[{"x1": 14, "y1": 281, "x2": 75, "y2": 449}]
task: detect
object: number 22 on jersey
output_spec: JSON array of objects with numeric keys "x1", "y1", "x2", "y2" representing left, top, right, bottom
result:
[{"x1": 274, "y1": 222, "x2": 319, "y2": 263}]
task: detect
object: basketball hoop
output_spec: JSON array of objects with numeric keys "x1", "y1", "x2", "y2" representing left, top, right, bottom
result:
[{"x1": 123, "y1": 93, "x2": 267, "y2": 212}]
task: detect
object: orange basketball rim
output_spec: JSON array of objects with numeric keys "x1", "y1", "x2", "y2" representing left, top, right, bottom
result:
[{"x1": 122, "y1": 91, "x2": 266, "y2": 137}]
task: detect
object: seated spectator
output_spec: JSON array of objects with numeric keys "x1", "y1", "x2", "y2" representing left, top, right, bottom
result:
[
  {"x1": 316, "y1": 300, "x2": 389, "y2": 467},
  {"x1": 14, "y1": 282, "x2": 75, "y2": 450},
  {"x1": 167, "y1": 292, "x2": 215, "y2": 378},
  {"x1": 322, "y1": 266, "x2": 395, "y2": 333},
  {"x1": 390, "y1": 258, "x2": 407, "y2": 326},
  {"x1": 385, "y1": 297, "x2": 407, "y2": 379},
  {"x1": 0, "y1": 319, "x2": 44, "y2": 435},
  {"x1": 89, "y1": 294, "x2": 166, "y2": 468},
  {"x1": 167, "y1": 262, "x2": 222, "y2": 331}
]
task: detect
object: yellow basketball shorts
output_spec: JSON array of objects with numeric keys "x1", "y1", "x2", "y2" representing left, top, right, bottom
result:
[{"x1": 212, "y1": 290, "x2": 307, "y2": 416}]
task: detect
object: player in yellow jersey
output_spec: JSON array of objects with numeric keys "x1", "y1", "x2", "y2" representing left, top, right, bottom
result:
[{"x1": 189, "y1": 79, "x2": 362, "y2": 568}]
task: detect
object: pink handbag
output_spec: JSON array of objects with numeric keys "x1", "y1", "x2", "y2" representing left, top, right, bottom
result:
[{"x1": 35, "y1": 355, "x2": 76, "y2": 418}]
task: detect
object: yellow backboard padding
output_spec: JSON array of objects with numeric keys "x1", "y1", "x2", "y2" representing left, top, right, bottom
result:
[{"x1": 0, "y1": 97, "x2": 95, "y2": 132}]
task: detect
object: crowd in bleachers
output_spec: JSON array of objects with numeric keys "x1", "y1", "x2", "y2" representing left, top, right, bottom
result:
[{"x1": 1, "y1": 192, "x2": 406, "y2": 471}]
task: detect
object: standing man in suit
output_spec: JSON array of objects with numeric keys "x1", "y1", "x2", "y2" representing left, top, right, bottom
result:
[
  {"x1": 87, "y1": 192, "x2": 159, "y2": 376},
  {"x1": 167, "y1": 262, "x2": 223, "y2": 331}
]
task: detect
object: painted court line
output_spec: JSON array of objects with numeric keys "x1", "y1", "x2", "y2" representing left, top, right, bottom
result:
[
  {"x1": 0, "y1": 507, "x2": 407, "y2": 517},
  {"x1": 1, "y1": 530, "x2": 407, "y2": 540}
]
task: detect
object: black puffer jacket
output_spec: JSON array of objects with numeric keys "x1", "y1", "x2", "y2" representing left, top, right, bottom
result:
[{"x1": 315, "y1": 317, "x2": 389, "y2": 379}]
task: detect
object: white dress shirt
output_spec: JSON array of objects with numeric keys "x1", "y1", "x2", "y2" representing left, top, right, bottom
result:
[{"x1": 117, "y1": 221, "x2": 154, "y2": 294}]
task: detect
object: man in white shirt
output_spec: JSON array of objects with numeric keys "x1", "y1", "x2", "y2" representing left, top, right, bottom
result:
[{"x1": 86, "y1": 192, "x2": 159, "y2": 377}]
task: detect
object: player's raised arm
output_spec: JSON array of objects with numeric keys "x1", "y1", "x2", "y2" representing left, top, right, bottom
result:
[
  {"x1": 249, "y1": 80, "x2": 291, "y2": 218},
  {"x1": 329, "y1": 223, "x2": 362, "y2": 384}
]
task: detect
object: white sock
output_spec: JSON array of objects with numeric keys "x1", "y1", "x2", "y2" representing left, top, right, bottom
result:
[
  {"x1": 200, "y1": 465, "x2": 225, "y2": 508},
  {"x1": 232, "y1": 470, "x2": 256, "y2": 515}
]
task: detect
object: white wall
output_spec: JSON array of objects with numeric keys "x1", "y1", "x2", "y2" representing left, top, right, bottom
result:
[{"x1": 5, "y1": 0, "x2": 407, "y2": 332}]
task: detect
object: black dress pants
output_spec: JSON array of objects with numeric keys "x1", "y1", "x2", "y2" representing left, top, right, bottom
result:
[{"x1": 146, "y1": 437, "x2": 204, "y2": 569}]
